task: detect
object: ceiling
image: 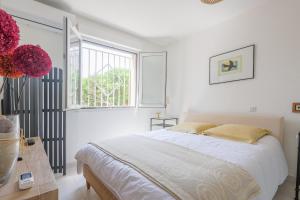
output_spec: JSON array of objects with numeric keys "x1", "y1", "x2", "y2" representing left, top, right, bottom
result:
[{"x1": 35, "y1": 0, "x2": 270, "y2": 46}]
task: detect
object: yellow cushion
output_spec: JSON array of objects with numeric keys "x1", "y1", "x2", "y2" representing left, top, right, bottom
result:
[
  {"x1": 203, "y1": 124, "x2": 270, "y2": 144},
  {"x1": 168, "y1": 122, "x2": 216, "y2": 134}
]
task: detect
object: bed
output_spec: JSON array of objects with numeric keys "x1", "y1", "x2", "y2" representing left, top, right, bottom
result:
[{"x1": 75, "y1": 113, "x2": 288, "y2": 200}]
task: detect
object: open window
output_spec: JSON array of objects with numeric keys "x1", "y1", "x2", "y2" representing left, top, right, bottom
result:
[
  {"x1": 80, "y1": 41, "x2": 137, "y2": 108},
  {"x1": 63, "y1": 18, "x2": 137, "y2": 109},
  {"x1": 64, "y1": 18, "x2": 167, "y2": 109},
  {"x1": 63, "y1": 17, "x2": 82, "y2": 109}
]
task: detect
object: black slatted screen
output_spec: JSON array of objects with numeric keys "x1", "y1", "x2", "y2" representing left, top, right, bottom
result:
[{"x1": 2, "y1": 67, "x2": 66, "y2": 174}]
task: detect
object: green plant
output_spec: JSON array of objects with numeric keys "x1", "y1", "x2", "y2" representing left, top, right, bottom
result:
[{"x1": 82, "y1": 68, "x2": 130, "y2": 107}]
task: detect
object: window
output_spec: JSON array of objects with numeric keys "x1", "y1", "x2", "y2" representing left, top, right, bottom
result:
[
  {"x1": 65, "y1": 18, "x2": 167, "y2": 109},
  {"x1": 68, "y1": 40, "x2": 81, "y2": 106},
  {"x1": 68, "y1": 40, "x2": 137, "y2": 108},
  {"x1": 138, "y1": 52, "x2": 167, "y2": 107}
]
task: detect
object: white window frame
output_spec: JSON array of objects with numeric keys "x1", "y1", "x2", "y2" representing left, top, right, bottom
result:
[
  {"x1": 138, "y1": 52, "x2": 167, "y2": 108},
  {"x1": 64, "y1": 17, "x2": 82, "y2": 109},
  {"x1": 63, "y1": 21, "x2": 167, "y2": 110}
]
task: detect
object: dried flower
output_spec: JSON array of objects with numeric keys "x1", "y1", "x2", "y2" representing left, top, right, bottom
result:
[
  {"x1": 13, "y1": 45, "x2": 52, "y2": 78},
  {"x1": 0, "y1": 53, "x2": 24, "y2": 78},
  {"x1": 0, "y1": 9, "x2": 20, "y2": 55}
]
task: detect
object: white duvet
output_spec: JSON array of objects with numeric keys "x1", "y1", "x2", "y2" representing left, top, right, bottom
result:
[{"x1": 75, "y1": 130, "x2": 288, "y2": 200}]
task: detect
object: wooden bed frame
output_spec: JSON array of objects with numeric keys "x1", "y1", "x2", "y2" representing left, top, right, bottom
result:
[
  {"x1": 82, "y1": 112, "x2": 285, "y2": 200},
  {"x1": 83, "y1": 164, "x2": 117, "y2": 200}
]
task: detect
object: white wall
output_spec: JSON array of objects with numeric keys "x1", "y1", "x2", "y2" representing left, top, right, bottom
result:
[
  {"x1": 77, "y1": 16, "x2": 162, "y2": 52},
  {"x1": 67, "y1": 17, "x2": 165, "y2": 164},
  {"x1": 15, "y1": 18, "x2": 63, "y2": 68},
  {"x1": 1, "y1": 0, "x2": 75, "y2": 28},
  {"x1": 1, "y1": 0, "x2": 165, "y2": 165},
  {"x1": 67, "y1": 108, "x2": 165, "y2": 164},
  {"x1": 166, "y1": 0, "x2": 300, "y2": 176}
]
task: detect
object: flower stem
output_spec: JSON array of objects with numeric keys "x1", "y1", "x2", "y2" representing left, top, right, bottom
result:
[
  {"x1": 0, "y1": 77, "x2": 8, "y2": 96},
  {"x1": 15, "y1": 76, "x2": 29, "y2": 112}
]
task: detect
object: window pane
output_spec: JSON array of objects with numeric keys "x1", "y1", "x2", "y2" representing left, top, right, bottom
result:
[
  {"x1": 81, "y1": 41, "x2": 136, "y2": 107},
  {"x1": 69, "y1": 40, "x2": 80, "y2": 106},
  {"x1": 139, "y1": 52, "x2": 167, "y2": 107}
]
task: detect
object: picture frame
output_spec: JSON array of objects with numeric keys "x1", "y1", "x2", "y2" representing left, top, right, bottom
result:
[
  {"x1": 209, "y1": 45, "x2": 255, "y2": 85},
  {"x1": 292, "y1": 103, "x2": 300, "y2": 113}
]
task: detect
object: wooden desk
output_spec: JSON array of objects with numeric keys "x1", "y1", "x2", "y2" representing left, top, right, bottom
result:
[{"x1": 0, "y1": 137, "x2": 58, "y2": 200}]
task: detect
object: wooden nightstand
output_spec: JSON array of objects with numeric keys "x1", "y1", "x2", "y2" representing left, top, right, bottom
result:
[
  {"x1": 150, "y1": 117, "x2": 178, "y2": 131},
  {"x1": 0, "y1": 137, "x2": 58, "y2": 200}
]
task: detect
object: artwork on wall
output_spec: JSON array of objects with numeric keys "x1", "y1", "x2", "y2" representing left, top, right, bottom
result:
[
  {"x1": 209, "y1": 45, "x2": 255, "y2": 85},
  {"x1": 292, "y1": 103, "x2": 300, "y2": 113}
]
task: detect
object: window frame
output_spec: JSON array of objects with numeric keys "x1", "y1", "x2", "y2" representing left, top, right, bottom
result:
[
  {"x1": 78, "y1": 37, "x2": 139, "y2": 110},
  {"x1": 138, "y1": 52, "x2": 167, "y2": 108}
]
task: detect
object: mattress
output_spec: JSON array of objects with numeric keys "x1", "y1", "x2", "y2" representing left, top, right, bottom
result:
[{"x1": 75, "y1": 129, "x2": 288, "y2": 200}]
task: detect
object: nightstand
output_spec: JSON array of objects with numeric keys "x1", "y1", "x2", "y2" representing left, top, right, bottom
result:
[
  {"x1": 0, "y1": 137, "x2": 58, "y2": 200},
  {"x1": 150, "y1": 117, "x2": 178, "y2": 131}
]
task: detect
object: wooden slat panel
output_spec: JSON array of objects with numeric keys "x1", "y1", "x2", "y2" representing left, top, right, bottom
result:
[
  {"x1": 24, "y1": 78, "x2": 30, "y2": 138},
  {"x1": 30, "y1": 79, "x2": 36, "y2": 137},
  {"x1": 49, "y1": 69, "x2": 53, "y2": 168},
  {"x1": 53, "y1": 68, "x2": 58, "y2": 173},
  {"x1": 63, "y1": 111, "x2": 66, "y2": 175},
  {"x1": 33, "y1": 79, "x2": 39, "y2": 137},
  {"x1": 19, "y1": 78, "x2": 25, "y2": 132},
  {"x1": 41, "y1": 68, "x2": 66, "y2": 174},
  {"x1": 44, "y1": 74, "x2": 49, "y2": 153},
  {"x1": 13, "y1": 79, "x2": 18, "y2": 112},
  {"x1": 59, "y1": 69, "x2": 63, "y2": 173},
  {"x1": 39, "y1": 78, "x2": 43, "y2": 138},
  {"x1": 2, "y1": 80, "x2": 12, "y2": 114},
  {"x1": 4, "y1": 68, "x2": 66, "y2": 175}
]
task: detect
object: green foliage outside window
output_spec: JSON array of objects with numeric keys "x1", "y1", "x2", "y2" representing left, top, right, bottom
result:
[{"x1": 81, "y1": 68, "x2": 130, "y2": 107}]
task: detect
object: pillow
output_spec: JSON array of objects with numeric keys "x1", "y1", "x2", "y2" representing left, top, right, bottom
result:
[
  {"x1": 202, "y1": 124, "x2": 271, "y2": 144},
  {"x1": 168, "y1": 122, "x2": 216, "y2": 134}
]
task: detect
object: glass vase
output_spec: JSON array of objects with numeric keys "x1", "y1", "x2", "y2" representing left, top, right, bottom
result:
[{"x1": 0, "y1": 115, "x2": 20, "y2": 187}]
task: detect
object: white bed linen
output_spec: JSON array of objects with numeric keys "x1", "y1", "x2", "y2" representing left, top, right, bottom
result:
[{"x1": 75, "y1": 130, "x2": 288, "y2": 200}]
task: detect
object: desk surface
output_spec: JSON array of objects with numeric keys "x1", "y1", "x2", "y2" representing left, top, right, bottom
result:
[{"x1": 0, "y1": 137, "x2": 58, "y2": 200}]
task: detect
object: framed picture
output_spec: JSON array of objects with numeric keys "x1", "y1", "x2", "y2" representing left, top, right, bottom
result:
[
  {"x1": 209, "y1": 45, "x2": 255, "y2": 85},
  {"x1": 292, "y1": 103, "x2": 300, "y2": 113}
]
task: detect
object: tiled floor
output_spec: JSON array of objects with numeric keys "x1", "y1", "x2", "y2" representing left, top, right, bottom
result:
[
  {"x1": 56, "y1": 165, "x2": 296, "y2": 200},
  {"x1": 56, "y1": 166, "x2": 99, "y2": 200}
]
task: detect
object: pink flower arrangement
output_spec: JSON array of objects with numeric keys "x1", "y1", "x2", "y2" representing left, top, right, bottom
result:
[
  {"x1": 0, "y1": 9, "x2": 20, "y2": 55},
  {"x1": 13, "y1": 45, "x2": 52, "y2": 78},
  {"x1": 0, "y1": 9, "x2": 53, "y2": 113},
  {"x1": 0, "y1": 53, "x2": 24, "y2": 78}
]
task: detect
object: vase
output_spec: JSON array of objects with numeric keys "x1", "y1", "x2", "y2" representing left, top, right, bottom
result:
[{"x1": 0, "y1": 115, "x2": 20, "y2": 187}]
